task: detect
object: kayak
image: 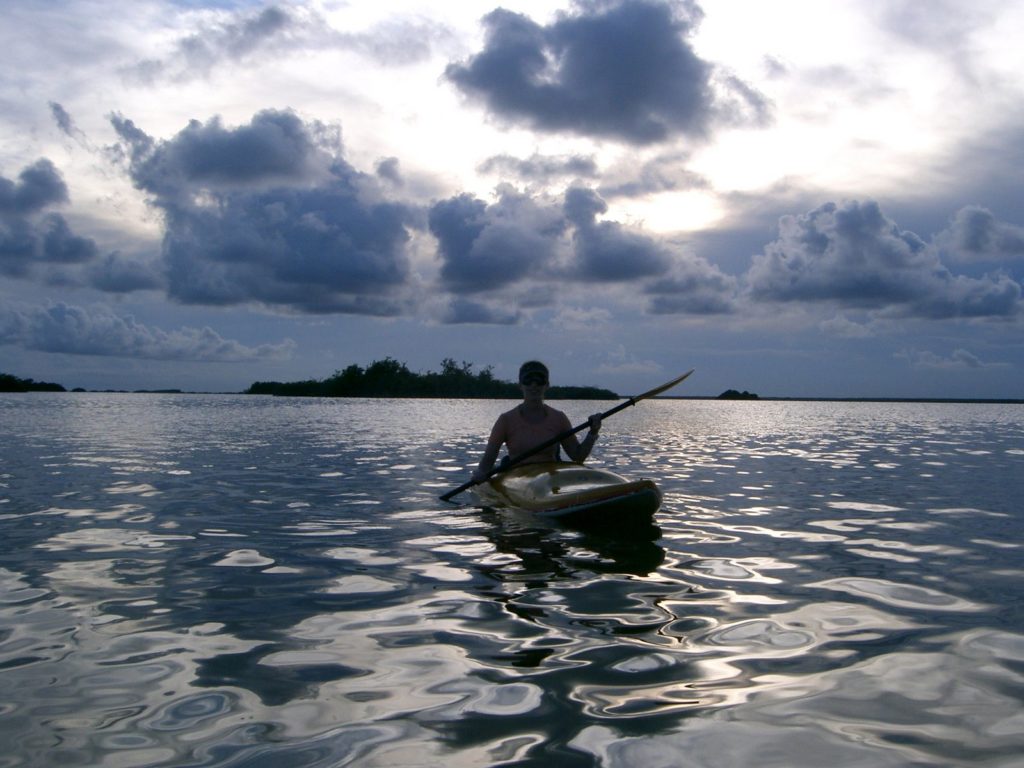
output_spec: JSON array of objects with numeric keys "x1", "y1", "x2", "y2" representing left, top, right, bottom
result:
[{"x1": 473, "y1": 461, "x2": 661, "y2": 524}]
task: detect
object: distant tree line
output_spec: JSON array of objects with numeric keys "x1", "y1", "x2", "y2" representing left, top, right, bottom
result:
[
  {"x1": 0, "y1": 373, "x2": 66, "y2": 392},
  {"x1": 246, "y1": 358, "x2": 618, "y2": 399}
]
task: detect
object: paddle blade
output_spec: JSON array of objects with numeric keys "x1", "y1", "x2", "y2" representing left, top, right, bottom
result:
[{"x1": 631, "y1": 369, "x2": 694, "y2": 403}]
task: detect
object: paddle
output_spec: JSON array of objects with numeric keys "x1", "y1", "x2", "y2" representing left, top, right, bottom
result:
[{"x1": 439, "y1": 369, "x2": 694, "y2": 502}]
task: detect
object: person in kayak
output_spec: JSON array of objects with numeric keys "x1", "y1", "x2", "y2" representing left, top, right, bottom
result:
[{"x1": 471, "y1": 360, "x2": 602, "y2": 483}]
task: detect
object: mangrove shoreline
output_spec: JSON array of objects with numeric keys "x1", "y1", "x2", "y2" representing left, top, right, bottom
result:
[{"x1": 246, "y1": 358, "x2": 619, "y2": 399}]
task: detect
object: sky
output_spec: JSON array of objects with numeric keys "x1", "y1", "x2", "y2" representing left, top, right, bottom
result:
[{"x1": 2, "y1": 0, "x2": 1023, "y2": 399}]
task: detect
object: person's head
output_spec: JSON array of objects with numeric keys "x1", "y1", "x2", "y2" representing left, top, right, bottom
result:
[{"x1": 518, "y1": 360, "x2": 549, "y2": 388}]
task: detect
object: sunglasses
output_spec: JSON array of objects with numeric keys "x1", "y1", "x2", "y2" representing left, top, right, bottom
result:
[{"x1": 520, "y1": 373, "x2": 548, "y2": 386}]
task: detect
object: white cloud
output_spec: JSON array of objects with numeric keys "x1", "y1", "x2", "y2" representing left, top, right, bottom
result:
[
  {"x1": 819, "y1": 314, "x2": 875, "y2": 338},
  {"x1": 551, "y1": 306, "x2": 613, "y2": 332},
  {"x1": 596, "y1": 344, "x2": 663, "y2": 378},
  {"x1": 896, "y1": 348, "x2": 1003, "y2": 370}
]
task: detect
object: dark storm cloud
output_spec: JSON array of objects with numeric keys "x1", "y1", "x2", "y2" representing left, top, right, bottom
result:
[
  {"x1": 111, "y1": 110, "x2": 415, "y2": 315},
  {"x1": 112, "y1": 110, "x2": 326, "y2": 197},
  {"x1": 569, "y1": 227, "x2": 671, "y2": 282},
  {"x1": 446, "y1": 0, "x2": 769, "y2": 145},
  {"x1": 1, "y1": 159, "x2": 100, "y2": 277},
  {"x1": 429, "y1": 188, "x2": 566, "y2": 294},
  {"x1": 169, "y1": 115, "x2": 320, "y2": 184},
  {"x1": 0, "y1": 158, "x2": 68, "y2": 215},
  {"x1": 430, "y1": 184, "x2": 684, "y2": 301},
  {"x1": 564, "y1": 186, "x2": 671, "y2": 281},
  {"x1": 0, "y1": 302, "x2": 294, "y2": 362},
  {"x1": 38, "y1": 214, "x2": 98, "y2": 264},
  {"x1": 443, "y1": 297, "x2": 520, "y2": 325},
  {"x1": 0, "y1": 221, "x2": 34, "y2": 276},
  {"x1": 645, "y1": 260, "x2": 737, "y2": 315},
  {"x1": 87, "y1": 253, "x2": 164, "y2": 293},
  {"x1": 747, "y1": 200, "x2": 1023, "y2": 319}
]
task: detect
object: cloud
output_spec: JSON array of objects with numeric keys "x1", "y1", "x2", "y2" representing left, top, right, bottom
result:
[
  {"x1": 49, "y1": 101, "x2": 84, "y2": 141},
  {"x1": 441, "y1": 297, "x2": 520, "y2": 325},
  {"x1": 645, "y1": 260, "x2": 737, "y2": 314},
  {"x1": 111, "y1": 110, "x2": 415, "y2": 314},
  {"x1": 896, "y1": 347, "x2": 1001, "y2": 370},
  {"x1": 429, "y1": 187, "x2": 567, "y2": 294},
  {"x1": 940, "y1": 206, "x2": 1024, "y2": 262},
  {"x1": 39, "y1": 214, "x2": 99, "y2": 264},
  {"x1": 430, "y1": 184, "x2": 685, "y2": 303},
  {"x1": 598, "y1": 152, "x2": 710, "y2": 199},
  {"x1": 596, "y1": 344, "x2": 663, "y2": 376},
  {"x1": 564, "y1": 187, "x2": 673, "y2": 281},
  {"x1": 103, "y1": 108, "x2": 736, "y2": 323},
  {"x1": 87, "y1": 253, "x2": 164, "y2": 293},
  {"x1": 337, "y1": 16, "x2": 460, "y2": 66},
  {"x1": 877, "y1": 0, "x2": 1002, "y2": 86},
  {"x1": 746, "y1": 200, "x2": 1023, "y2": 320},
  {"x1": 0, "y1": 302, "x2": 295, "y2": 362},
  {"x1": 819, "y1": 314, "x2": 875, "y2": 338},
  {"x1": 375, "y1": 157, "x2": 403, "y2": 186},
  {"x1": 446, "y1": 0, "x2": 769, "y2": 145},
  {"x1": 0, "y1": 213, "x2": 98, "y2": 276},
  {"x1": 124, "y1": 6, "x2": 302, "y2": 82},
  {"x1": 478, "y1": 152, "x2": 599, "y2": 182},
  {"x1": 123, "y1": 4, "x2": 456, "y2": 84},
  {"x1": 1, "y1": 159, "x2": 100, "y2": 277},
  {"x1": 112, "y1": 109, "x2": 330, "y2": 195},
  {"x1": 1, "y1": 151, "x2": 157, "y2": 294},
  {"x1": 552, "y1": 306, "x2": 613, "y2": 331},
  {"x1": 0, "y1": 158, "x2": 68, "y2": 215}
]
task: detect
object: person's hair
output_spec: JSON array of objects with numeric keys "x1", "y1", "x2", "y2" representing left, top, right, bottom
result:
[{"x1": 518, "y1": 360, "x2": 549, "y2": 383}]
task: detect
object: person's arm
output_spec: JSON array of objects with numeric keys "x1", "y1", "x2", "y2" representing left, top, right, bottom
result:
[
  {"x1": 472, "y1": 414, "x2": 506, "y2": 482},
  {"x1": 562, "y1": 413, "x2": 602, "y2": 463}
]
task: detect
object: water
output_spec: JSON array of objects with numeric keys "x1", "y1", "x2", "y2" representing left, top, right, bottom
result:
[{"x1": 1, "y1": 393, "x2": 1022, "y2": 767}]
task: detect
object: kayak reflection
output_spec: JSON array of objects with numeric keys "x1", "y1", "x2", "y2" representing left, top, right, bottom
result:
[{"x1": 476, "y1": 505, "x2": 665, "y2": 580}]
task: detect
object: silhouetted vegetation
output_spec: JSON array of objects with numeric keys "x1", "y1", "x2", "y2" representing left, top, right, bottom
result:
[
  {"x1": 0, "y1": 373, "x2": 66, "y2": 392},
  {"x1": 247, "y1": 358, "x2": 618, "y2": 399},
  {"x1": 719, "y1": 389, "x2": 759, "y2": 400}
]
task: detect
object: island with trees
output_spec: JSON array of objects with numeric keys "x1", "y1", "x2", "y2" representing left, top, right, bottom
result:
[
  {"x1": 246, "y1": 358, "x2": 619, "y2": 399},
  {"x1": 0, "y1": 373, "x2": 66, "y2": 392},
  {"x1": 718, "y1": 389, "x2": 759, "y2": 400}
]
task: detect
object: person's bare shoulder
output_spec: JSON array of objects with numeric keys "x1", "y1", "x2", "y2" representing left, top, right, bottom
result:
[{"x1": 549, "y1": 406, "x2": 572, "y2": 427}]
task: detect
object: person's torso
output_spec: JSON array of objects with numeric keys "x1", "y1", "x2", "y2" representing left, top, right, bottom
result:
[{"x1": 503, "y1": 405, "x2": 565, "y2": 462}]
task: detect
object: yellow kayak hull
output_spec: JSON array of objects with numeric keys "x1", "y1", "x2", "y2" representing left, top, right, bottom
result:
[{"x1": 474, "y1": 462, "x2": 661, "y2": 523}]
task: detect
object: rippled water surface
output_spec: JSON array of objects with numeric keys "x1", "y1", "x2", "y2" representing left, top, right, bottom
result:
[{"x1": 1, "y1": 393, "x2": 1022, "y2": 767}]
